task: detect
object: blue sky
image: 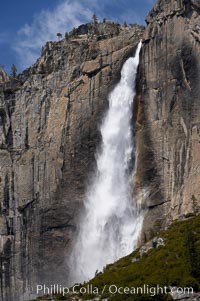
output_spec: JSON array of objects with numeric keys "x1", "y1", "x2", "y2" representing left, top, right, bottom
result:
[{"x1": 0, "y1": 0, "x2": 155, "y2": 74}]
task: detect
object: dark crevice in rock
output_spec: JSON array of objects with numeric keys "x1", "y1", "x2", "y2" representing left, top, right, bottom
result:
[
  {"x1": 148, "y1": 200, "x2": 171, "y2": 210},
  {"x1": 84, "y1": 64, "x2": 109, "y2": 78},
  {"x1": 5, "y1": 126, "x2": 13, "y2": 149}
]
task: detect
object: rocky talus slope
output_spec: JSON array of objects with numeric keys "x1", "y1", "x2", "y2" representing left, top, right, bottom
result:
[
  {"x1": 135, "y1": 0, "x2": 200, "y2": 240},
  {"x1": 0, "y1": 23, "x2": 143, "y2": 300}
]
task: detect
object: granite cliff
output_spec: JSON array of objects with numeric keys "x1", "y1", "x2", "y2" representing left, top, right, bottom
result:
[
  {"x1": 0, "y1": 0, "x2": 200, "y2": 300},
  {"x1": 135, "y1": 0, "x2": 200, "y2": 240},
  {"x1": 0, "y1": 23, "x2": 143, "y2": 300}
]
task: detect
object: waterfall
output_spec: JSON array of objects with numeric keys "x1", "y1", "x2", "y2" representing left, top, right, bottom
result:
[{"x1": 70, "y1": 41, "x2": 143, "y2": 283}]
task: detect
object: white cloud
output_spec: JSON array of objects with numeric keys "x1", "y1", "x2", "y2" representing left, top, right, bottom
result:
[
  {"x1": 12, "y1": 0, "x2": 151, "y2": 71},
  {"x1": 12, "y1": 0, "x2": 99, "y2": 70}
]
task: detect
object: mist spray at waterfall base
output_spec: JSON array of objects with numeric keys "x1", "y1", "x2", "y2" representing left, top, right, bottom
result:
[{"x1": 70, "y1": 42, "x2": 143, "y2": 284}]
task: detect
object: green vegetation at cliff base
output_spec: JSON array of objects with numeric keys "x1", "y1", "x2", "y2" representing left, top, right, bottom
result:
[
  {"x1": 36, "y1": 214, "x2": 200, "y2": 301},
  {"x1": 79, "y1": 214, "x2": 200, "y2": 300}
]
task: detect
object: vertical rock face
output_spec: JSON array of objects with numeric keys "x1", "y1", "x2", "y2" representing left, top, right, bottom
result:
[
  {"x1": 136, "y1": 0, "x2": 200, "y2": 238},
  {"x1": 0, "y1": 24, "x2": 143, "y2": 300},
  {"x1": 1, "y1": 1, "x2": 200, "y2": 298},
  {"x1": 0, "y1": 68, "x2": 9, "y2": 84}
]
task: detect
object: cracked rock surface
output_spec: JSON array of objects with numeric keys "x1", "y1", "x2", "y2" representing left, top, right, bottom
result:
[
  {"x1": 135, "y1": 0, "x2": 200, "y2": 240},
  {"x1": 0, "y1": 24, "x2": 143, "y2": 300}
]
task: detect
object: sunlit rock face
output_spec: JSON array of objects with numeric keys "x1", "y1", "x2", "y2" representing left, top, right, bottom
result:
[
  {"x1": 0, "y1": 23, "x2": 143, "y2": 301},
  {"x1": 136, "y1": 0, "x2": 200, "y2": 239},
  {"x1": 0, "y1": 67, "x2": 9, "y2": 84},
  {"x1": 1, "y1": 0, "x2": 200, "y2": 299}
]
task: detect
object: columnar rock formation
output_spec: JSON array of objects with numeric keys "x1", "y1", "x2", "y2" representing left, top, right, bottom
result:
[
  {"x1": 0, "y1": 67, "x2": 9, "y2": 84},
  {"x1": 0, "y1": 23, "x2": 143, "y2": 300},
  {"x1": 136, "y1": 0, "x2": 200, "y2": 238}
]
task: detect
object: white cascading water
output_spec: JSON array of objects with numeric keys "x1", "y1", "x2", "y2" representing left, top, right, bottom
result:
[{"x1": 70, "y1": 41, "x2": 143, "y2": 283}]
